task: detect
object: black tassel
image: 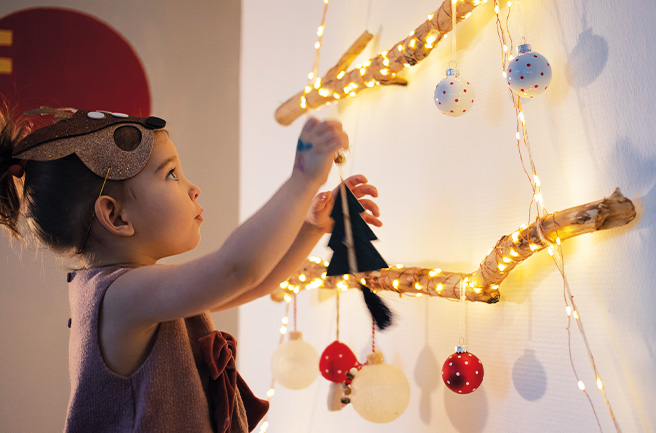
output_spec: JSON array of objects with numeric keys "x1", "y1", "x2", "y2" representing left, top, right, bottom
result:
[{"x1": 360, "y1": 284, "x2": 393, "y2": 330}]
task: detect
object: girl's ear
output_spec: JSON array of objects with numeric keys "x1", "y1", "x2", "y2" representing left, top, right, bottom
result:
[{"x1": 94, "y1": 195, "x2": 134, "y2": 237}]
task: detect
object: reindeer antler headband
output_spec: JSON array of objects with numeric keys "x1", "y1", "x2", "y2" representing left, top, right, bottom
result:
[{"x1": 13, "y1": 107, "x2": 166, "y2": 180}]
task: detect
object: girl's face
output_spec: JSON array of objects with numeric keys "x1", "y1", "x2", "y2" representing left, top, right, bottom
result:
[{"x1": 121, "y1": 132, "x2": 203, "y2": 261}]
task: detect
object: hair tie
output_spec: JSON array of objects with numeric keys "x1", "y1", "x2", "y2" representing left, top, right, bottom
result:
[{"x1": 8, "y1": 160, "x2": 27, "y2": 178}]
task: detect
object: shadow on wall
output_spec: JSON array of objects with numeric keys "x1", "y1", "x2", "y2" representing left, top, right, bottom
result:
[
  {"x1": 415, "y1": 344, "x2": 441, "y2": 424},
  {"x1": 566, "y1": 27, "x2": 608, "y2": 88},
  {"x1": 444, "y1": 385, "x2": 489, "y2": 432},
  {"x1": 512, "y1": 348, "x2": 548, "y2": 401}
]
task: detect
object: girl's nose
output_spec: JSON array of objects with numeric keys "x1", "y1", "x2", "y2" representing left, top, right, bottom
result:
[{"x1": 189, "y1": 182, "x2": 201, "y2": 200}]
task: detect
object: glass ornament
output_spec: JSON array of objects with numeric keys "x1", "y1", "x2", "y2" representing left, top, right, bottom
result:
[
  {"x1": 441, "y1": 346, "x2": 484, "y2": 394},
  {"x1": 434, "y1": 68, "x2": 475, "y2": 117},
  {"x1": 506, "y1": 43, "x2": 552, "y2": 98}
]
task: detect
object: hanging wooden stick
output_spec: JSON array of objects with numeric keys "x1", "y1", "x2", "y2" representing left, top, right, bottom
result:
[
  {"x1": 277, "y1": 188, "x2": 635, "y2": 303},
  {"x1": 275, "y1": 0, "x2": 483, "y2": 125}
]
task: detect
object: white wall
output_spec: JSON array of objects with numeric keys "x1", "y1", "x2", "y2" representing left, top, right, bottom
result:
[
  {"x1": 239, "y1": 1, "x2": 655, "y2": 432},
  {"x1": 0, "y1": 1, "x2": 240, "y2": 431}
]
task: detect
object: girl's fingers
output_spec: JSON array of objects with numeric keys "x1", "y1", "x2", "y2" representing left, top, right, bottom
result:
[
  {"x1": 351, "y1": 184, "x2": 378, "y2": 199},
  {"x1": 344, "y1": 174, "x2": 368, "y2": 188},
  {"x1": 360, "y1": 212, "x2": 383, "y2": 227},
  {"x1": 358, "y1": 199, "x2": 380, "y2": 217}
]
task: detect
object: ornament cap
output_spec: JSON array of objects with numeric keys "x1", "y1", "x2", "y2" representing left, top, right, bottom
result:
[
  {"x1": 517, "y1": 43, "x2": 532, "y2": 54},
  {"x1": 445, "y1": 68, "x2": 459, "y2": 77},
  {"x1": 455, "y1": 345, "x2": 468, "y2": 353},
  {"x1": 289, "y1": 330, "x2": 303, "y2": 340},
  {"x1": 366, "y1": 349, "x2": 384, "y2": 365}
]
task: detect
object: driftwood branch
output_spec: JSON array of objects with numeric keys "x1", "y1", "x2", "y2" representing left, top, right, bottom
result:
[
  {"x1": 275, "y1": 189, "x2": 635, "y2": 303},
  {"x1": 275, "y1": 0, "x2": 483, "y2": 125}
]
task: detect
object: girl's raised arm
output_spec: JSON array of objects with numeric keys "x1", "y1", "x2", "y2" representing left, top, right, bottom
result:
[{"x1": 103, "y1": 118, "x2": 349, "y2": 327}]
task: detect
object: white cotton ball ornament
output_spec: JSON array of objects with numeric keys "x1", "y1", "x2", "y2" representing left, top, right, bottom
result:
[
  {"x1": 270, "y1": 331, "x2": 319, "y2": 390},
  {"x1": 349, "y1": 350, "x2": 411, "y2": 423},
  {"x1": 506, "y1": 43, "x2": 552, "y2": 98},
  {"x1": 434, "y1": 68, "x2": 475, "y2": 117}
]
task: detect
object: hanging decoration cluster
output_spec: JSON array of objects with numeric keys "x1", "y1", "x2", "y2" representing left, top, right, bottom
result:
[{"x1": 262, "y1": 0, "x2": 636, "y2": 430}]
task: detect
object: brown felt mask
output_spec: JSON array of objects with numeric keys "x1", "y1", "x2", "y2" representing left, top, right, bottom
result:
[{"x1": 13, "y1": 107, "x2": 166, "y2": 180}]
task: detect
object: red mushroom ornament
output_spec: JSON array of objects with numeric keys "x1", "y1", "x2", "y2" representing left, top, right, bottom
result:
[
  {"x1": 320, "y1": 340, "x2": 359, "y2": 383},
  {"x1": 442, "y1": 346, "x2": 484, "y2": 394}
]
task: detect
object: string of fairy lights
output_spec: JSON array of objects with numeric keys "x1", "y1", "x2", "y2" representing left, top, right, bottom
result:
[
  {"x1": 493, "y1": 1, "x2": 621, "y2": 430},
  {"x1": 260, "y1": 2, "x2": 332, "y2": 431},
  {"x1": 259, "y1": 1, "x2": 623, "y2": 431}
]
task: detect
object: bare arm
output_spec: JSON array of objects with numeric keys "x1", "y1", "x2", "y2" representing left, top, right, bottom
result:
[
  {"x1": 213, "y1": 175, "x2": 382, "y2": 311},
  {"x1": 103, "y1": 118, "x2": 349, "y2": 326}
]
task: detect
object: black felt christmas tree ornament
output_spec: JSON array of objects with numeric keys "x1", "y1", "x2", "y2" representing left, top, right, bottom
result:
[{"x1": 327, "y1": 182, "x2": 392, "y2": 329}]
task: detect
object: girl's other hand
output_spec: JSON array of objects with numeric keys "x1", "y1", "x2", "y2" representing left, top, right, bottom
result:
[
  {"x1": 307, "y1": 174, "x2": 382, "y2": 233},
  {"x1": 294, "y1": 117, "x2": 349, "y2": 187}
]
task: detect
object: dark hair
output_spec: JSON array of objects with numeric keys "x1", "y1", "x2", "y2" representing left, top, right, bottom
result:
[{"x1": 0, "y1": 107, "x2": 118, "y2": 256}]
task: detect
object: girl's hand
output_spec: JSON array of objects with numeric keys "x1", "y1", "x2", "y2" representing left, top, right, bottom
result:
[
  {"x1": 307, "y1": 174, "x2": 382, "y2": 233},
  {"x1": 294, "y1": 117, "x2": 349, "y2": 187}
]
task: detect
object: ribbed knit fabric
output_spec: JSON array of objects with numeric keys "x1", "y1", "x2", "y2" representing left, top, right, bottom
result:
[{"x1": 64, "y1": 266, "x2": 241, "y2": 432}]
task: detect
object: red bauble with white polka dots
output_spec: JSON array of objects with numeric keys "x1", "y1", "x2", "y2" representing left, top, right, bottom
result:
[
  {"x1": 441, "y1": 346, "x2": 484, "y2": 394},
  {"x1": 320, "y1": 340, "x2": 359, "y2": 383},
  {"x1": 506, "y1": 43, "x2": 552, "y2": 98},
  {"x1": 434, "y1": 68, "x2": 475, "y2": 117}
]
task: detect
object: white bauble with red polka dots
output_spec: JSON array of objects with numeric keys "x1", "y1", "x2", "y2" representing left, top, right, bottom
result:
[
  {"x1": 434, "y1": 68, "x2": 475, "y2": 117},
  {"x1": 506, "y1": 43, "x2": 552, "y2": 98}
]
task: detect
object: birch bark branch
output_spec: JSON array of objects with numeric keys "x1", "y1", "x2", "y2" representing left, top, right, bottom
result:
[
  {"x1": 276, "y1": 189, "x2": 635, "y2": 303},
  {"x1": 275, "y1": 0, "x2": 482, "y2": 125}
]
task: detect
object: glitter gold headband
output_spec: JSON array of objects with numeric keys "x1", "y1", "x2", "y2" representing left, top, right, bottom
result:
[{"x1": 13, "y1": 107, "x2": 166, "y2": 180}]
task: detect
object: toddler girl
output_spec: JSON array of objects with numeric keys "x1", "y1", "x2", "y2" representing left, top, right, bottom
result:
[{"x1": 0, "y1": 106, "x2": 381, "y2": 432}]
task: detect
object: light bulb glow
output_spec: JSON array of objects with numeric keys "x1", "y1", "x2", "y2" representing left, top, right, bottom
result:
[
  {"x1": 436, "y1": 283, "x2": 444, "y2": 293},
  {"x1": 596, "y1": 377, "x2": 603, "y2": 390},
  {"x1": 510, "y1": 248, "x2": 519, "y2": 257},
  {"x1": 498, "y1": 264, "x2": 506, "y2": 272},
  {"x1": 578, "y1": 380, "x2": 586, "y2": 391},
  {"x1": 266, "y1": 388, "x2": 275, "y2": 398},
  {"x1": 337, "y1": 71, "x2": 346, "y2": 79}
]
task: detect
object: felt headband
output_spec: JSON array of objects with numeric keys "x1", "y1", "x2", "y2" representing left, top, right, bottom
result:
[{"x1": 13, "y1": 107, "x2": 166, "y2": 180}]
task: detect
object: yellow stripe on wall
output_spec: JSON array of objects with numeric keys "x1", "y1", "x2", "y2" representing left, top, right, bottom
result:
[
  {"x1": 0, "y1": 57, "x2": 12, "y2": 74},
  {"x1": 0, "y1": 29, "x2": 12, "y2": 46}
]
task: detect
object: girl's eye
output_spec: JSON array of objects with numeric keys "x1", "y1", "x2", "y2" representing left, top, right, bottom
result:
[{"x1": 166, "y1": 168, "x2": 178, "y2": 181}]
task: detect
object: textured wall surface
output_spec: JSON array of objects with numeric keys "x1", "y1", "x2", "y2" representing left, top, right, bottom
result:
[
  {"x1": 0, "y1": 1, "x2": 240, "y2": 431},
  {"x1": 239, "y1": 1, "x2": 655, "y2": 432}
]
